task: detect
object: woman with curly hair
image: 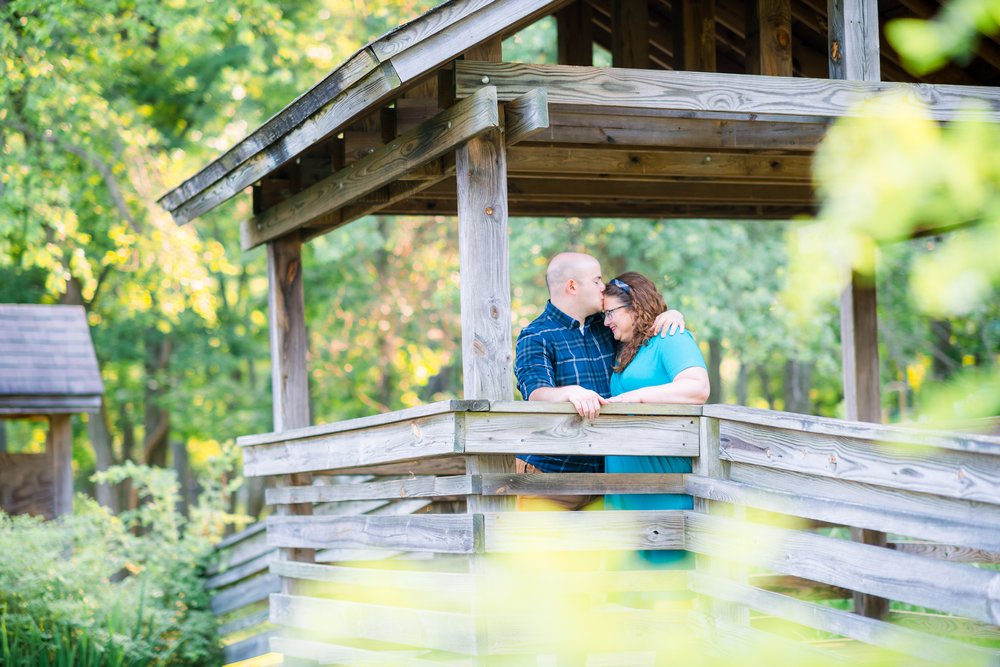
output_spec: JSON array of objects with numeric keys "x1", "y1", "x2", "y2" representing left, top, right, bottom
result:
[{"x1": 602, "y1": 271, "x2": 710, "y2": 566}]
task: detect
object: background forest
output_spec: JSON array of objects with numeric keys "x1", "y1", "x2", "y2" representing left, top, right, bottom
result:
[{"x1": 1, "y1": 0, "x2": 998, "y2": 517}]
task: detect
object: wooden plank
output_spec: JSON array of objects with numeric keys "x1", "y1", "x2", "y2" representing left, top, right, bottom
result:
[
  {"x1": 456, "y1": 61, "x2": 1000, "y2": 122},
  {"x1": 891, "y1": 542, "x2": 1000, "y2": 563},
  {"x1": 479, "y1": 472, "x2": 687, "y2": 496},
  {"x1": 271, "y1": 560, "x2": 475, "y2": 592},
  {"x1": 828, "y1": 0, "x2": 880, "y2": 82},
  {"x1": 243, "y1": 412, "x2": 462, "y2": 477},
  {"x1": 214, "y1": 521, "x2": 266, "y2": 551},
  {"x1": 267, "y1": 514, "x2": 476, "y2": 553},
  {"x1": 684, "y1": 512, "x2": 1000, "y2": 625},
  {"x1": 611, "y1": 0, "x2": 648, "y2": 68},
  {"x1": 746, "y1": 0, "x2": 792, "y2": 76},
  {"x1": 483, "y1": 510, "x2": 685, "y2": 552},
  {"x1": 685, "y1": 473, "x2": 1000, "y2": 552},
  {"x1": 691, "y1": 573, "x2": 998, "y2": 664},
  {"x1": 718, "y1": 421, "x2": 1000, "y2": 504},
  {"x1": 170, "y1": 61, "x2": 402, "y2": 225},
  {"x1": 205, "y1": 550, "x2": 279, "y2": 590},
  {"x1": 503, "y1": 88, "x2": 549, "y2": 146},
  {"x1": 463, "y1": 412, "x2": 699, "y2": 456},
  {"x1": 222, "y1": 630, "x2": 276, "y2": 665},
  {"x1": 488, "y1": 401, "x2": 702, "y2": 416},
  {"x1": 266, "y1": 236, "x2": 309, "y2": 433},
  {"x1": 211, "y1": 572, "x2": 280, "y2": 616},
  {"x1": 269, "y1": 593, "x2": 478, "y2": 654},
  {"x1": 840, "y1": 273, "x2": 881, "y2": 424},
  {"x1": 333, "y1": 458, "x2": 468, "y2": 477},
  {"x1": 889, "y1": 610, "x2": 1000, "y2": 644},
  {"x1": 241, "y1": 85, "x2": 502, "y2": 250},
  {"x1": 501, "y1": 177, "x2": 815, "y2": 204},
  {"x1": 47, "y1": 414, "x2": 72, "y2": 517},
  {"x1": 674, "y1": 0, "x2": 716, "y2": 72},
  {"x1": 267, "y1": 475, "x2": 475, "y2": 504},
  {"x1": 704, "y1": 403, "x2": 1000, "y2": 455},
  {"x1": 218, "y1": 606, "x2": 270, "y2": 639},
  {"x1": 506, "y1": 146, "x2": 812, "y2": 182},
  {"x1": 557, "y1": 0, "x2": 593, "y2": 66},
  {"x1": 0, "y1": 452, "x2": 53, "y2": 517},
  {"x1": 211, "y1": 527, "x2": 272, "y2": 576},
  {"x1": 271, "y1": 637, "x2": 471, "y2": 667},
  {"x1": 237, "y1": 399, "x2": 486, "y2": 447}
]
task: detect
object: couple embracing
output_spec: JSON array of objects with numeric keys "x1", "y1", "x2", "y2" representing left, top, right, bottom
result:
[{"x1": 513, "y1": 252, "x2": 710, "y2": 555}]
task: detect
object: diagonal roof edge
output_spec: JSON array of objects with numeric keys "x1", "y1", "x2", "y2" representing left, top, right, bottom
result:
[{"x1": 159, "y1": 0, "x2": 563, "y2": 223}]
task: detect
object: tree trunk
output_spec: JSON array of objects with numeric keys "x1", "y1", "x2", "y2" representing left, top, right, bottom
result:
[
  {"x1": 171, "y1": 440, "x2": 196, "y2": 517},
  {"x1": 757, "y1": 363, "x2": 775, "y2": 409},
  {"x1": 88, "y1": 399, "x2": 119, "y2": 511},
  {"x1": 783, "y1": 359, "x2": 814, "y2": 414},
  {"x1": 930, "y1": 319, "x2": 959, "y2": 379},
  {"x1": 736, "y1": 362, "x2": 749, "y2": 405},
  {"x1": 142, "y1": 336, "x2": 172, "y2": 467},
  {"x1": 707, "y1": 338, "x2": 723, "y2": 403},
  {"x1": 0, "y1": 422, "x2": 6, "y2": 452}
]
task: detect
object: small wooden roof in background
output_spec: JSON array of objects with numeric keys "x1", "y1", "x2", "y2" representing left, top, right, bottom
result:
[{"x1": 0, "y1": 304, "x2": 104, "y2": 416}]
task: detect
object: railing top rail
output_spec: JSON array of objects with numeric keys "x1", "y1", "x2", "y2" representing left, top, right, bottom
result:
[
  {"x1": 704, "y1": 404, "x2": 1000, "y2": 456},
  {"x1": 237, "y1": 400, "x2": 703, "y2": 447}
]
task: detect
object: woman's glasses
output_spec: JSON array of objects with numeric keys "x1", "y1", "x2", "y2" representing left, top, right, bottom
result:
[{"x1": 603, "y1": 305, "x2": 629, "y2": 321}]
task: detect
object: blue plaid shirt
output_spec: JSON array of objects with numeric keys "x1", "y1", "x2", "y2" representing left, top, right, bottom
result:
[{"x1": 514, "y1": 301, "x2": 615, "y2": 473}]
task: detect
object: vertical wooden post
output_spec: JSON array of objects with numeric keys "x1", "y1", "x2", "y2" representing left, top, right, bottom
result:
[
  {"x1": 746, "y1": 0, "x2": 793, "y2": 76},
  {"x1": 557, "y1": 0, "x2": 594, "y2": 66},
  {"x1": 612, "y1": 0, "x2": 649, "y2": 69},
  {"x1": 828, "y1": 0, "x2": 886, "y2": 620},
  {"x1": 48, "y1": 414, "x2": 73, "y2": 517},
  {"x1": 673, "y1": 0, "x2": 716, "y2": 72},
  {"x1": 266, "y1": 235, "x2": 314, "y2": 594}
]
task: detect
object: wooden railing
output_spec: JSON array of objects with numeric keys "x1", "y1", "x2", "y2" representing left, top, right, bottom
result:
[{"x1": 210, "y1": 400, "x2": 1000, "y2": 665}]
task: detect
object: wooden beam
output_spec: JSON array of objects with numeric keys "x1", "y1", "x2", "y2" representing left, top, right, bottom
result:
[
  {"x1": 746, "y1": 0, "x2": 793, "y2": 76},
  {"x1": 242, "y1": 86, "x2": 501, "y2": 250},
  {"x1": 502, "y1": 88, "x2": 550, "y2": 145},
  {"x1": 457, "y1": 61, "x2": 1000, "y2": 122},
  {"x1": 379, "y1": 199, "x2": 811, "y2": 219},
  {"x1": 673, "y1": 0, "x2": 717, "y2": 72},
  {"x1": 47, "y1": 414, "x2": 72, "y2": 517},
  {"x1": 828, "y1": 0, "x2": 880, "y2": 82},
  {"x1": 611, "y1": 0, "x2": 648, "y2": 68},
  {"x1": 557, "y1": 0, "x2": 593, "y2": 65}
]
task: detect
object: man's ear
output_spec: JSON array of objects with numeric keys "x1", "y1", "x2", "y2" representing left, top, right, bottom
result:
[{"x1": 565, "y1": 278, "x2": 577, "y2": 295}]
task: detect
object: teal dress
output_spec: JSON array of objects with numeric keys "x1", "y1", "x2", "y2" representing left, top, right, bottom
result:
[{"x1": 606, "y1": 332, "x2": 706, "y2": 566}]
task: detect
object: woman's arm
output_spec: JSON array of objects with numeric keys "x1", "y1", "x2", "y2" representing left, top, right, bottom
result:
[{"x1": 605, "y1": 367, "x2": 710, "y2": 405}]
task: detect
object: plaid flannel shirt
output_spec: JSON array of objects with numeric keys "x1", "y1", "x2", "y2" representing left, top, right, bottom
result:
[{"x1": 514, "y1": 301, "x2": 615, "y2": 473}]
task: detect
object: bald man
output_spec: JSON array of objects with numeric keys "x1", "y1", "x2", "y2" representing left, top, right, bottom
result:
[{"x1": 513, "y1": 253, "x2": 684, "y2": 501}]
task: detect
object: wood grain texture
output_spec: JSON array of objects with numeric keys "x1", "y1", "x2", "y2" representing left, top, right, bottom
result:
[
  {"x1": 0, "y1": 453, "x2": 53, "y2": 517},
  {"x1": 456, "y1": 61, "x2": 1000, "y2": 122},
  {"x1": 266, "y1": 237, "x2": 309, "y2": 433},
  {"x1": 271, "y1": 560, "x2": 475, "y2": 592},
  {"x1": 689, "y1": 573, "x2": 998, "y2": 665},
  {"x1": 211, "y1": 572, "x2": 280, "y2": 615},
  {"x1": 840, "y1": 273, "x2": 881, "y2": 424},
  {"x1": 205, "y1": 550, "x2": 278, "y2": 590},
  {"x1": 685, "y1": 512, "x2": 1000, "y2": 624},
  {"x1": 611, "y1": 0, "x2": 648, "y2": 68},
  {"x1": 891, "y1": 541, "x2": 1000, "y2": 564},
  {"x1": 478, "y1": 472, "x2": 687, "y2": 495},
  {"x1": 503, "y1": 88, "x2": 549, "y2": 146},
  {"x1": 47, "y1": 414, "x2": 72, "y2": 517},
  {"x1": 746, "y1": 0, "x2": 793, "y2": 76},
  {"x1": 718, "y1": 421, "x2": 1000, "y2": 504},
  {"x1": 828, "y1": 0, "x2": 881, "y2": 82},
  {"x1": 269, "y1": 593, "x2": 477, "y2": 654},
  {"x1": 463, "y1": 411, "x2": 699, "y2": 456},
  {"x1": 674, "y1": 0, "x2": 716, "y2": 72},
  {"x1": 482, "y1": 510, "x2": 685, "y2": 552},
  {"x1": 267, "y1": 514, "x2": 476, "y2": 553},
  {"x1": 242, "y1": 412, "x2": 462, "y2": 477},
  {"x1": 266, "y1": 474, "x2": 475, "y2": 504},
  {"x1": 242, "y1": 85, "x2": 501, "y2": 249}
]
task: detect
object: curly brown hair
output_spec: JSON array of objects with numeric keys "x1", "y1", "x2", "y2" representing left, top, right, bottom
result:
[{"x1": 604, "y1": 272, "x2": 667, "y2": 373}]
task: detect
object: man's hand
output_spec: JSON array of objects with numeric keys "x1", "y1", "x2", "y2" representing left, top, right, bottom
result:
[
  {"x1": 652, "y1": 309, "x2": 685, "y2": 337},
  {"x1": 565, "y1": 386, "x2": 607, "y2": 420}
]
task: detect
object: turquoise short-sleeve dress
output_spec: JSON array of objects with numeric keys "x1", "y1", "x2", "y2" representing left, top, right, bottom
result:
[{"x1": 606, "y1": 331, "x2": 706, "y2": 566}]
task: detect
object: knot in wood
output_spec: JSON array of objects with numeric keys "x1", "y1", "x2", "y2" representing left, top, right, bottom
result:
[
  {"x1": 489, "y1": 305, "x2": 499, "y2": 320},
  {"x1": 472, "y1": 338, "x2": 487, "y2": 356},
  {"x1": 776, "y1": 28, "x2": 791, "y2": 48},
  {"x1": 828, "y1": 454, "x2": 837, "y2": 465},
  {"x1": 484, "y1": 206, "x2": 494, "y2": 216},
  {"x1": 831, "y1": 41, "x2": 842, "y2": 64},
  {"x1": 765, "y1": 448, "x2": 772, "y2": 459}
]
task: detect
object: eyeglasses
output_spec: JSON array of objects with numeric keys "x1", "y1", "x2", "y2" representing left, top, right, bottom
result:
[{"x1": 603, "y1": 305, "x2": 629, "y2": 321}]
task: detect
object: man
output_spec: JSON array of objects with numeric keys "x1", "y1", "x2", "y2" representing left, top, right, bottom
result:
[{"x1": 513, "y1": 253, "x2": 683, "y2": 507}]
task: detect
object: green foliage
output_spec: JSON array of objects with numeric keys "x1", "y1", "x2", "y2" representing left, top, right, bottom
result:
[
  {"x1": 0, "y1": 460, "x2": 243, "y2": 665},
  {"x1": 886, "y1": 0, "x2": 1000, "y2": 75}
]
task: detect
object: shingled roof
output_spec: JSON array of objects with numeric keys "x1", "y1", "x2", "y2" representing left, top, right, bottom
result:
[{"x1": 0, "y1": 305, "x2": 104, "y2": 415}]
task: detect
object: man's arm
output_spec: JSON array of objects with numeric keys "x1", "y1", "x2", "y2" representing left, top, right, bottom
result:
[
  {"x1": 529, "y1": 386, "x2": 607, "y2": 420},
  {"x1": 605, "y1": 367, "x2": 709, "y2": 404},
  {"x1": 516, "y1": 331, "x2": 606, "y2": 420},
  {"x1": 651, "y1": 309, "x2": 685, "y2": 337}
]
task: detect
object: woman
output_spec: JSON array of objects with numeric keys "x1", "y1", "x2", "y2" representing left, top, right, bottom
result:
[{"x1": 602, "y1": 272, "x2": 710, "y2": 566}]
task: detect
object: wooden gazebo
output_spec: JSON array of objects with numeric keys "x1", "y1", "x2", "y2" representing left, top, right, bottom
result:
[
  {"x1": 0, "y1": 304, "x2": 103, "y2": 518},
  {"x1": 160, "y1": 0, "x2": 1000, "y2": 663}
]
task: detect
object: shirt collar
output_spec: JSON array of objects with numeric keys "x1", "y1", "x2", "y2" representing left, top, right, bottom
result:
[{"x1": 544, "y1": 300, "x2": 603, "y2": 330}]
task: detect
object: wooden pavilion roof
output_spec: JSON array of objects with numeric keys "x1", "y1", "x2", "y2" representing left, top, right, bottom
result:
[
  {"x1": 158, "y1": 0, "x2": 1000, "y2": 237},
  {"x1": 0, "y1": 305, "x2": 104, "y2": 416}
]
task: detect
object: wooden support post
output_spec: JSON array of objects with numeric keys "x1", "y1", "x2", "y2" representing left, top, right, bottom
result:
[
  {"x1": 557, "y1": 0, "x2": 593, "y2": 66},
  {"x1": 673, "y1": 0, "x2": 717, "y2": 72},
  {"x1": 746, "y1": 0, "x2": 793, "y2": 76},
  {"x1": 48, "y1": 415, "x2": 73, "y2": 517},
  {"x1": 829, "y1": 0, "x2": 885, "y2": 620},
  {"x1": 612, "y1": 0, "x2": 649, "y2": 69},
  {"x1": 266, "y1": 235, "x2": 314, "y2": 593}
]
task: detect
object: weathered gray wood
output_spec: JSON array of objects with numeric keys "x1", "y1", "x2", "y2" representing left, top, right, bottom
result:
[
  {"x1": 241, "y1": 86, "x2": 502, "y2": 250},
  {"x1": 170, "y1": 62, "x2": 402, "y2": 225},
  {"x1": 222, "y1": 630, "x2": 277, "y2": 665},
  {"x1": 463, "y1": 412, "x2": 699, "y2": 456},
  {"x1": 746, "y1": 0, "x2": 792, "y2": 76},
  {"x1": 217, "y1": 605, "x2": 269, "y2": 639},
  {"x1": 267, "y1": 514, "x2": 475, "y2": 553},
  {"x1": 267, "y1": 475, "x2": 475, "y2": 504},
  {"x1": 267, "y1": 237, "x2": 309, "y2": 433},
  {"x1": 488, "y1": 401, "x2": 702, "y2": 416},
  {"x1": 237, "y1": 398, "x2": 487, "y2": 447},
  {"x1": 840, "y1": 273, "x2": 881, "y2": 425},
  {"x1": 685, "y1": 512, "x2": 1000, "y2": 624},
  {"x1": 332, "y1": 458, "x2": 468, "y2": 477},
  {"x1": 718, "y1": 421, "x2": 1000, "y2": 504},
  {"x1": 828, "y1": 0, "x2": 880, "y2": 82},
  {"x1": 270, "y1": 593, "x2": 478, "y2": 654},
  {"x1": 503, "y1": 88, "x2": 549, "y2": 146},
  {"x1": 891, "y1": 541, "x2": 1000, "y2": 563},
  {"x1": 0, "y1": 452, "x2": 53, "y2": 517},
  {"x1": 47, "y1": 414, "x2": 72, "y2": 517},
  {"x1": 211, "y1": 572, "x2": 281, "y2": 616},
  {"x1": 482, "y1": 510, "x2": 685, "y2": 552},
  {"x1": 271, "y1": 636, "x2": 470, "y2": 667},
  {"x1": 457, "y1": 62, "x2": 1000, "y2": 122},
  {"x1": 478, "y1": 472, "x2": 687, "y2": 496},
  {"x1": 209, "y1": 524, "x2": 271, "y2": 575},
  {"x1": 705, "y1": 403, "x2": 1000, "y2": 455},
  {"x1": 271, "y1": 560, "x2": 475, "y2": 592},
  {"x1": 685, "y1": 473, "x2": 1000, "y2": 552},
  {"x1": 205, "y1": 550, "x2": 278, "y2": 590},
  {"x1": 243, "y1": 412, "x2": 462, "y2": 477},
  {"x1": 690, "y1": 573, "x2": 999, "y2": 665}
]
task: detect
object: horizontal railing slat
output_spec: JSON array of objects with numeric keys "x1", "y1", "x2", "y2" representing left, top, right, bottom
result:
[
  {"x1": 211, "y1": 572, "x2": 281, "y2": 616},
  {"x1": 268, "y1": 514, "x2": 476, "y2": 553},
  {"x1": 205, "y1": 550, "x2": 278, "y2": 590},
  {"x1": 217, "y1": 606, "x2": 270, "y2": 639},
  {"x1": 222, "y1": 630, "x2": 277, "y2": 664},
  {"x1": 270, "y1": 636, "x2": 471, "y2": 666},
  {"x1": 483, "y1": 510, "x2": 685, "y2": 552}
]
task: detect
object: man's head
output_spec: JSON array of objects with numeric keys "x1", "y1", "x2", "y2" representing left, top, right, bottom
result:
[{"x1": 545, "y1": 252, "x2": 605, "y2": 322}]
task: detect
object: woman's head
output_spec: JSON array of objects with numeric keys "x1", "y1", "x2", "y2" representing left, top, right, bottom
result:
[{"x1": 603, "y1": 272, "x2": 667, "y2": 372}]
